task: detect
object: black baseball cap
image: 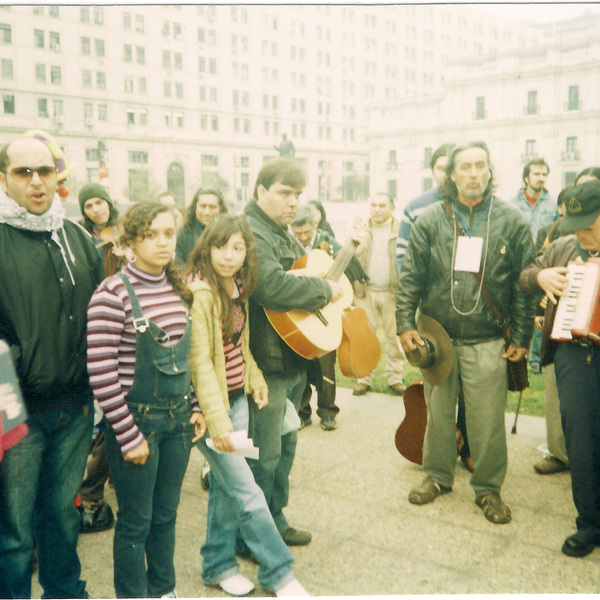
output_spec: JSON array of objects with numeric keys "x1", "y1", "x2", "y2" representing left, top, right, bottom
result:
[{"x1": 558, "y1": 179, "x2": 600, "y2": 233}]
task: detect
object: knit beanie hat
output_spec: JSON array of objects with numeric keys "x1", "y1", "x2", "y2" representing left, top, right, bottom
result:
[{"x1": 78, "y1": 182, "x2": 113, "y2": 212}]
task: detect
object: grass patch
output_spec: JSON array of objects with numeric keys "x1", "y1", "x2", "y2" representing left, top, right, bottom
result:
[{"x1": 335, "y1": 326, "x2": 546, "y2": 418}]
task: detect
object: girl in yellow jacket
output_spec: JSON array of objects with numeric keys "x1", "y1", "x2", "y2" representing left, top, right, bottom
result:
[{"x1": 187, "y1": 214, "x2": 307, "y2": 597}]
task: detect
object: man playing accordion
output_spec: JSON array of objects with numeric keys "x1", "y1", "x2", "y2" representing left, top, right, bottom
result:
[{"x1": 520, "y1": 179, "x2": 600, "y2": 558}]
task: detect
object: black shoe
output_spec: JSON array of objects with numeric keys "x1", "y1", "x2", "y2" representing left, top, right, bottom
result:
[
  {"x1": 562, "y1": 533, "x2": 598, "y2": 557},
  {"x1": 281, "y1": 527, "x2": 312, "y2": 546},
  {"x1": 299, "y1": 417, "x2": 312, "y2": 430},
  {"x1": 80, "y1": 501, "x2": 115, "y2": 534},
  {"x1": 320, "y1": 416, "x2": 337, "y2": 431}
]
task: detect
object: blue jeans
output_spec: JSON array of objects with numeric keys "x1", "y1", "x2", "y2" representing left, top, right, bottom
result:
[
  {"x1": 106, "y1": 403, "x2": 193, "y2": 598},
  {"x1": 0, "y1": 403, "x2": 93, "y2": 599},
  {"x1": 196, "y1": 394, "x2": 294, "y2": 591},
  {"x1": 248, "y1": 370, "x2": 306, "y2": 533}
]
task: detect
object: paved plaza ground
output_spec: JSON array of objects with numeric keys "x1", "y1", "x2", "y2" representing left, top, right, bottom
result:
[{"x1": 31, "y1": 387, "x2": 600, "y2": 598}]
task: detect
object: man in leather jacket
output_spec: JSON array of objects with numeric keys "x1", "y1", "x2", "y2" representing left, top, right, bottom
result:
[{"x1": 396, "y1": 141, "x2": 534, "y2": 525}]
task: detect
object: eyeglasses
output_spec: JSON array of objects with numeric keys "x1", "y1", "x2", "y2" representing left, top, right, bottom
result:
[{"x1": 5, "y1": 166, "x2": 57, "y2": 181}]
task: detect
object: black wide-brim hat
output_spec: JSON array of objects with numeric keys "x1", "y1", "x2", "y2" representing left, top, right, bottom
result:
[{"x1": 406, "y1": 315, "x2": 455, "y2": 386}]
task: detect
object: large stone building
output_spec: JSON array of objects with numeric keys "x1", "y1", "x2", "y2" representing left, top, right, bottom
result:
[
  {"x1": 368, "y1": 11, "x2": 600, "y2": 204},
  {"x1": 1, "y1": 4, "x2": 538, "y2": 209}
]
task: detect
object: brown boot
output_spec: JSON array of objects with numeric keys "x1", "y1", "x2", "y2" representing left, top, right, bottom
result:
[{"x1": 352, "y1": 383, "x2": 371, "y2": 396}]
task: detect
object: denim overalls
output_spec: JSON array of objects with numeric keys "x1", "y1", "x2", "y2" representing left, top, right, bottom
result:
[{"x1": 106, "y1": 273, "x2": 194, "y2": 598}]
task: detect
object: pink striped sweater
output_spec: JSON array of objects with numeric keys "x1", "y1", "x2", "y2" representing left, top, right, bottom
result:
[{"x1": 87, "y1": 263, "x2": 198, "y2": 454}]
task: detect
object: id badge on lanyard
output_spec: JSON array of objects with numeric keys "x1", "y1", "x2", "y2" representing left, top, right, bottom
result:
[{"x1": 454, "y1": 236, "x2": 483, "y2": 273}]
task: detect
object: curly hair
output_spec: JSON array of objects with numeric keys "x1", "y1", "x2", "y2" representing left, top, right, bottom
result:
[
  {"x1": 187, "y1": 214, "x2": 258, "y2": 339},
  {"x1": 120, "y1": 202, "x2": 192, "y2": 307}
]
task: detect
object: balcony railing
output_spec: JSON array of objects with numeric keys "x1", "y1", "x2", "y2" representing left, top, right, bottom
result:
[{"x1": 561, "y1": 150, "x2": 581, "y2": 162}]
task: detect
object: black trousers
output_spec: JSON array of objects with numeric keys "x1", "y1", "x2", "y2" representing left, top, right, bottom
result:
[
  {"x1": 299, "y1": 351, "x2": 339, "y2": 421},
  {"x1": 555, "y1": 342, "x2": 600, "y2": 542}
]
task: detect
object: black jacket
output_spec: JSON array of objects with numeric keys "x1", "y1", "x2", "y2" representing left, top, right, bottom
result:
[
  {"x1": 244, "y1": 199, "x2": 332, "y2": 376},
  {"x1": 176, "y1": 220, "x2": 205, "y2": 266},
  {"x1": 0, "y1": 221, "x2": 102, "y2": 413},
  {"x1": 396, "y1": 196, "x2": 535, "y2": 348}
]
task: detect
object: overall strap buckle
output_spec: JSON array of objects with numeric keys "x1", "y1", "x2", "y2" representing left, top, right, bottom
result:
[{"x1": 133, "y1": 317, "x2": 150, "y2": 333}]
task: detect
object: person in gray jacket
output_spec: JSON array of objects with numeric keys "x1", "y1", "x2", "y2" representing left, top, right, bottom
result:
[{"x1": 396, "y1": 141, "x2": 534, "y2": 525}]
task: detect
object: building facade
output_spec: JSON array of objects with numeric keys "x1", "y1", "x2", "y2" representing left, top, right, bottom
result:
[
  {"x1": 368, "y1": 15, "x2": 600, "y2": 204},
  {"x1": 1, "y1": 4, "x2": 538, "y2": 210}
]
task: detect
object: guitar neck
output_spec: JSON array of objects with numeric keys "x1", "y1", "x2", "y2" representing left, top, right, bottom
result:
[{"x1": 326, "y1": 238, "x2": 358, "y2": 282}]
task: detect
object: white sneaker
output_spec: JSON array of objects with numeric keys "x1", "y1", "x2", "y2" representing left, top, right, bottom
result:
[
  {"x1": 274, "y1": 578, "x2": 309, "y2": 597},
  {"x1": 160, "y1": 591, "x2": 177, "y2": 598},
  {"x1": 217, "y1": 574, "x2": 255, "y2": 597}
]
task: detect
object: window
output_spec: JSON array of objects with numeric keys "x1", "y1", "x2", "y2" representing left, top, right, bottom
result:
[
  {"x1": 174, "y1": 53, "x2": 182, "y2": 69},
  {"x1": 567, "y1": 85, "x2": 580, "y2": 110},
  {"x1": 566, "y1": 136, "x2": 577, "y2": 152},
  {"x1": 198, "y1": 57, "x2": 205, "y2": 73},
  {"x1": 38, "y1": 98, "x2": 48, "y2": 118},
  {"x1": 164, "y1": 81, "x2": 171, "y2": 97},
  {"x1": 3, "y1": 94, "x2": 15, "y2": 114},
  {"x1": 388, "y1": 180, "x2": 397, "y2": 199},
  {"x1": 128, "y1": 169, "x2": 149, "y2": 202},
  {"x1": 34, "y1": 29, "x2": 44, "y2": 48},
  {"x1": 525, "y1": 139, "x2": 536, "y2": 157},
  {"x1": 136, "y1": 46, "x2": 145, "y2": 65},
  {"x1": 80, "y1": 7, "x2": 89, "y2": 22},
  {"x1": 176, "y1": 111, "x2": 184, "y2": 128},
  {"x1": 138, "y1": 108, "x2": 147, "y2": 126},
  {"x1": 388, "y1": 150, "x2": 397, "y2": 169},
  {"x1": 84, "y1": 102, "x2": 93, "y2": 120},
  {"x1": 208, "y1": 30, "x2": 216, "y2": 45},
  {"x1": 201, "y1": 155, "x2": 218, "y2": 167},
  {"x1": 475, "y1": 96, "x2": 486, "y2": 120},
  {"x1": 129, "y1": 151, "x2": 148, "y2": 164},
  {"x1": 197, "y1": 27, "x2": 205, "y2": 43},
  {"x1": 123, "y1": 12, "x2": 131, "y2": 30},
  {"x1": 124, "y1": 77, "x2": 133, "y2": 93},
  {"x1": 173, "y1": 23, "x2": 182, "y2": 39},
  {"x1": 126, "y1": 109, "x2": 135, "y2": 125},
  {"x1": 138, "y1": 77, "x2": 146, "y2": 94},
  {"x1": 95, "y1": 39, "x2": 105, "y2": 57},
  {"x1": 33, "y1": 6, "x2": 43, "y2": 15},
  {"x1": 527, "y1": 90, "x2": 538, "y2": 115},
  {"x1": 96, "y1": 72, "x2": 106, "y2": 90},
  {"x1": 163, "y1": 51, "x2": 171, "y2": 68},
  {"x1": 48, "y1": 6, "x2": 59, "y2": 17},
  {"x1": 175, "y1": 82, "x2": 183, "y2": 98},
  {"x1": 135, "y1": 15, "x2": 144, "y2": 33},
  {"x1": 35, "y1": 63, "x2": 46, "y2": 82},
  {"x1": 124, "y1": 44, "x2": 132, "y2": 62},
  {"x1": 211, "y1": 115, "x2": 218, "y2": 131},
  {"x1": 1, "y1": 58, "x2": 12, "y2": 79},
  {"x1": 94, "y1": 7, "x2": 104, "y2": 25},
  {"x1": 82, "y1": 70, "x2": 92, "y2": 88},
  {"x1": 49, "y1": 31, "x2": 60, "y2": 49},
  {"x1": 50, "y1": 65, "x2": 61, "y2": 84},
  {"x1": 209, "y1": 59, "x2": 216, "y2": 75},
  {"x1": 86, "y1": 148, "x2": 100, "y2": 161},
  {"x1": 98, "y1": 104, "x2": 107, "y2": 121},
  {"x1": 162, "y1": 21, "x2": 170, "y2": 37},
  {"x1": 81, "y1": 37, "x2": 90, "y2": 54}
]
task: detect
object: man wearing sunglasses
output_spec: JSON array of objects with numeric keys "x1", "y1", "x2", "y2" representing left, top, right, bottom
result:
[{"x1": 0, "y1": 136, "x2": 102, "y2": 598}]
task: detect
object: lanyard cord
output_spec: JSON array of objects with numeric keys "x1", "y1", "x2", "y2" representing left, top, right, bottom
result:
[{"x1": 450, "y1": 197, "x2": 494, "y2": 316}]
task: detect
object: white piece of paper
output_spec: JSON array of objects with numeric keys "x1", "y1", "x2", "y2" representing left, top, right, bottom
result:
[
  {"x1": 454, "y1": 236, "x2": 483, "y2": 273},
  {"x1": 206, "y1": 430, "x2": 260, "y2": 460}
]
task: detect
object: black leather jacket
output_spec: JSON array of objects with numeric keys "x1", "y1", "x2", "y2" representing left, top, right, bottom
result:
[{"x1": 396, "y1": 196, "x2": 535, "y2": 348}]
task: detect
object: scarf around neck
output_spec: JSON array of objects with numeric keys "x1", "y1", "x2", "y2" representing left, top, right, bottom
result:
[{"x1": 0, "y1": 188, "x2": 65, "y2": 231}]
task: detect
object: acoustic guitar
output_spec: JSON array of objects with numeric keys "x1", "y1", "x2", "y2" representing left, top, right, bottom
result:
[
  {"x1": 395, "y1": 380, "x2": 465, "y2": 465},
  {"x1": 264, "y1": 237, "x2": 360, "y2": 360}
]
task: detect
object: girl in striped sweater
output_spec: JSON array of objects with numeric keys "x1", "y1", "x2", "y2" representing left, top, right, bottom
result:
[
  {"x1": 187, "y1": 215, "x2": 307, "y2": 597},
  {"x1": 87, "y1": 202, "x2": 205, "y2": 598}
]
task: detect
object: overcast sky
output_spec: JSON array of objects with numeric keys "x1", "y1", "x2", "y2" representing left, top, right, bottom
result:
[{"x1": 473, "y1": 2, "x2": 600, "y2": 23}]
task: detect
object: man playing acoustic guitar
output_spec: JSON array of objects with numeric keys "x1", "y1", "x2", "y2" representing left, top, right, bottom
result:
[{"x1": 242, "y1": 158, "x2": 344, "y2": 553}]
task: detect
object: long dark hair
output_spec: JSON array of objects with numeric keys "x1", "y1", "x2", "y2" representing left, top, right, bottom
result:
[
  {"x1": 81, "y1": 202, "x2": 120, "y2": 234},
  {"x1": 187, "y1": 214, "x2": 258, "y2": 339},
  {"x1": 183, "y1": 186, "x2": 227, "y2": 231},
  {"x1": 120, "y1": 202, "x2": 192, "y2": 307}
]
